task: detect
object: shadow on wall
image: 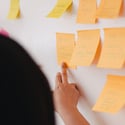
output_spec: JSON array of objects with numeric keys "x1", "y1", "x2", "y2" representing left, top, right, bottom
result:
[{"x1": 68, "y1": 70, "x2": 108, "y2": 125}]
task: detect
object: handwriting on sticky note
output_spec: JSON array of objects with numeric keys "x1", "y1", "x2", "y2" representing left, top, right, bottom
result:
[
  {"x1": 8, "y1": 0, "x2": 20, "y2": 19},
  {"x1": 77, "y1": 0, "x2": 97, "y2": 24},
  {"x1": 92, "y1": 75, "x2": 125, "y2": 113},
  {"x1": 47, "y1": 0, "x2": 72, "y2": 18},
  {"x1": 56, "y1": 33, "x2": 76, "y2": 68},
  {"x1": 70, "y1": 30, "x2": 100, "y2": 66},
  {"x1": 97, "y1": 28, "x2": 125, "y2": 69},
  {"x1": 96, "y1": 0, "x2": 123, "y2": 18}
]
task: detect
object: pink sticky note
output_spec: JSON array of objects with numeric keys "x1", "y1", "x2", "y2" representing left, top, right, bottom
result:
[{"x1": 0, "y1": 29, "x2": 9, "y2": 37}]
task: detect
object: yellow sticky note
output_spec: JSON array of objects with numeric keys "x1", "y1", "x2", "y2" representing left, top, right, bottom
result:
[
  {"x1": 47, "y1": 0, "x2": 72, "y2": 18},
  {"x1": 96, "y1": 0, "x2": 123, "y2": 18},
  {"x1": 8, "y1": 0, "x2": 20, "y2": 19},
  {"x1": 70, "y1": 30, "x2": 100, "y2": 66},
  {"x1": 97, "y1": 28, "x2": 125, "y2": 69},
  {"x1": 56, "y1": 33, "x2": 76, "y2": 68},
  {"x1": 77, "y1": 0, "x2": 97, "y2": 24},
  {"x1": 92, "y1": 75, "x2": 125, "y2": 113}
]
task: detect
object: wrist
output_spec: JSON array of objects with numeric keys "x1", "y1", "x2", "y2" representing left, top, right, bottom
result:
[
  {"x1": 59, "y1": 107, "x2": 90, "y2": 125},
  {"x1": 58, "y1": 106, "x2": 78, "y2": 118}
]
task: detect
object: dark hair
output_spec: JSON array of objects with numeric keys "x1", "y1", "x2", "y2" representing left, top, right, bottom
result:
[{"x1": 0, "y1": 35, "x2": 55, "y2": 125}]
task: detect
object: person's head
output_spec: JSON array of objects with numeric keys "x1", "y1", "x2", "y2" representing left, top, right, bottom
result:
[{"x1": 0, "y1": 35, "x2": 55, "y2": 125}]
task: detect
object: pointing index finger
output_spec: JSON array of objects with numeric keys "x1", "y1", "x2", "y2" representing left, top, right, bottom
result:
[{"x1": 61, "y1": 62, "x2": 68, "y2": 84}]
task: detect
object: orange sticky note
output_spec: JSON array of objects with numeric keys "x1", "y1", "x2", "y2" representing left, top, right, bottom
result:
[
  {"x1": 97, "y1": 28, "x2": 125, "y2": 69},
  {"x1": 96, "y1": 0, "x2": 123, "y2": 18},
  {"x1": 8, "y1": 0, "x2": 20, "y2": 19},
  {"x1": 92, "y1": 75, "x2": 125, "y2": 113},
  {"x1": 56, "y1": 33, "x2": 76, "y2": 68},
  {"x1": 47, "y1": 0, "x2": 72, "y2": 18},
  {"x1": 77, "y1": 0, "x2": 97, "y2": 24},
  {"x1": 70, "y1": 30, "x2": 100, "y2": 66}
]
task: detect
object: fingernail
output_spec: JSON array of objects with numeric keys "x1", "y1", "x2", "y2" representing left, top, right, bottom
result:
[{"x1": 62, "y1": 62, "x2": 67, "y2": 68}]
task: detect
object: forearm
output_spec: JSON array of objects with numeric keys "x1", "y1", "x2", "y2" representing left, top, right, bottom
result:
[{"x1": 60, "y1": 107, "x2": 90, "y2": 125}]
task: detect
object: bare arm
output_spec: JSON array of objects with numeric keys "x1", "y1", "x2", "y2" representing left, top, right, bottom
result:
[{"x1": 53, "y1": 63, "x2": 90, "y2": 125}]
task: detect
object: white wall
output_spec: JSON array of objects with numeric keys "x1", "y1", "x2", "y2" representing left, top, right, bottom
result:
[{"x1": 0, "y1": 0, "x2": 125, "y2": 125}]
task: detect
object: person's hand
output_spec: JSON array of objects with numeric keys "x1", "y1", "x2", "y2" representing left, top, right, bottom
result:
[
  {"x1": 53, "y1": 62, "x2": 80, "y2": 115},
  {"x1": 53, "y1": 63, "x2": 90, "y2": 125}
]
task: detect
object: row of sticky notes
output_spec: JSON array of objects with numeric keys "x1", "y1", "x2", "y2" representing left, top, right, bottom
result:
[
  {"x1": 47, "y1": 0, "x2": 123, "y2": 24},
  {"x1": 56, "y1": 28, "x2": 125, "y2": 69},
  {"x1": 8, "y1": 0, "x2": 20, "y2": 19},
  {"x1": 92, "y1": 75, "x2": 125, "y2": 114},
  {"x1": 7, "y1": 0, "x2": 123, "y2": 22},
  {"x1": 56, "y1": 30, "x2": 100, "y2": 68},
  {"x1": 77, "y1": 0, "x2": 123, "y2": 24}
]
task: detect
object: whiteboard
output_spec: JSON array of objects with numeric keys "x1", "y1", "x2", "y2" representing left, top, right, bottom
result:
[{"x1": 0, "y1": 0, "x2": 125, "y2": 125}]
